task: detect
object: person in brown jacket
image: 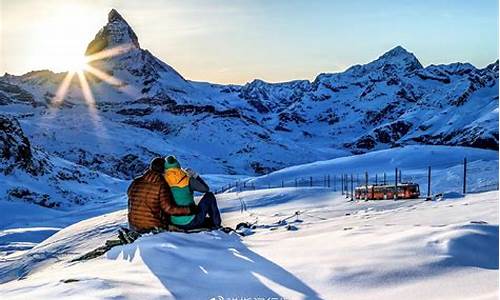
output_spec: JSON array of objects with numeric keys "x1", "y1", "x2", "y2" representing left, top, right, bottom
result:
[{"x1": 127, "y1": 157, "x2": 197, "y2": 233}]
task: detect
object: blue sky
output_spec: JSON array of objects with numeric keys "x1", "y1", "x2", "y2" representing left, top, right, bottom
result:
[{"x1": 1, "y1": 0, "x2": 498, "y2": 83}]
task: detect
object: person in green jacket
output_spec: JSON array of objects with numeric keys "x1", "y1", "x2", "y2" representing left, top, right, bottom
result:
[{"x1": 163, "y1": 155, "x2": 222, "y2": 229}]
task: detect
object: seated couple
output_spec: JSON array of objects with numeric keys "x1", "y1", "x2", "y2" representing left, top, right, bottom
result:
[{"x1": 127, "y1": 155, "x2": 222, "y2": 233}]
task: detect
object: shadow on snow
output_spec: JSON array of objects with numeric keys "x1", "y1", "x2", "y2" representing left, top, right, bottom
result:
[{"x1": 106, "y1": 231, "x2": 322, "y2": 299}]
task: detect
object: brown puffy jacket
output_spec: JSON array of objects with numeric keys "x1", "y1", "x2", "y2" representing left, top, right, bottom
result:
[{"x1": 127, "y1": 169, "x2": 191, "y2": 232}]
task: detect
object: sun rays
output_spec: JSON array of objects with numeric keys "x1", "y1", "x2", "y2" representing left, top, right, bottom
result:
[
  {"x1": 76, "y1": 71, "x2": 98, "y2": 117},
  {"x1": 49, "y1": 44, "x2": 135, "y2": 112},
  {"x1": 52, "y1": 71, "x2": 75, "y2": 107},
  {"x1": 50, "y1": 43, "x2": 133, "y2": 108},
  {"x1": 84, "y1": 64, "x2": 123, "y2": 87},
  {"x1": 84, "y1": 44, "x2": 133, "y2": 64},
  {"x1": 44, "y1": 43, "x2": 137, "y2": 143}
]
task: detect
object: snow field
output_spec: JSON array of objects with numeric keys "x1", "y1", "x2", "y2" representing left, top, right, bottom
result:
[{"x1": 0, "y1": 187, "x2": 497, "y2": 299}]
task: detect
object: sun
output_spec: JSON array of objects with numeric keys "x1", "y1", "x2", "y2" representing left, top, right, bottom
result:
[
  {"x1": 51, "y1": 44, "x2": 133, "y2": 114},
  {"x1": 65, "y1": 55, "x2": 89, "y2": 72}
]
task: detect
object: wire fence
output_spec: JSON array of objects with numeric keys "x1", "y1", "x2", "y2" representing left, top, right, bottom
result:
[{"x1": 214, "y1": 157, "x2": 499, "y2": 199}]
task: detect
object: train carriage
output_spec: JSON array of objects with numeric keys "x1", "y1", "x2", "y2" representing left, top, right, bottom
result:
[{"x1": 354, "y1": 183, "x2": 420, "y2": 200}]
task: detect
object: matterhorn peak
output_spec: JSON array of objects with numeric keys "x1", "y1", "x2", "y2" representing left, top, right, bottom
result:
[
  {"x1": 108, "y1": 8, "x2": 126, "y2": 23},
  {"x1": 85, "y1": 9, "x2": 140, "y2": 56}
]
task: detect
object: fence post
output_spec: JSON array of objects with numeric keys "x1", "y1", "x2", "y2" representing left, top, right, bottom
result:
[
  {"x1": 344, "y1": 175, "x2": 348, "y2": 197},
  {"x1": 346, "y1": 174, "x2": 349, "y2": 198},
  {"x1": 375, "y1": 174, "x2": 378, "y2": 185},
  {"x1": 427, "y1": 166, "x2": 431, "y2": 198},
  {"x1": 342, "y1": 174, "x2": 347, "y2": 196},
  {"x1": 342, "y1": 174, "x2": 344, "y2": 195},
  {"x1": 394, "y1": 168, "x2": 398, "y2": 200},
  {"x1": 295, "y1": 178, "x2": 297, "y2": 188},
  {"x1": 281, "y1": 179, "x2": 284, "y2": 188},
  {"x1": 341, "y1": 175, "x2": 344, "y2": 195},
  {"x1": 399, "y1": 169, "x2": 402, "y2": 183},
  {"x1": 383, "y1": 172, "x2": 386, "y2": 185},
  {"x1": 350, "y1": 174, "x2": 354, "y2": 200},
  {"x1": 345, "y1": 174, "x2": 348, "y2": 196},
  {"x1": 333, "y1": 175, "x2": 336, "y2": 191},
  {"x1": 364, "y1": 171, "x2": 368, "y2": 200},
  {"x1": 463, "y1": 157, "x2": 467, "y2": 194},
  {"x1": 327, "y1": 175, "x2": 330, "y2": 188},
  {"x1": 310, "y1": 176, "x2": 313, "y2": 187},
  {"x1": 343, "y1": 175, "x2": 347, "y2": 197}
]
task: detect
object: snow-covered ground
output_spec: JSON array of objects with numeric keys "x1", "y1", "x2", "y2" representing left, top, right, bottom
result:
[
  {"x1": 0, "y1": 173, "x2": 240, "y2": 257},
  {"x1": 0, "y1": 188, "x2": 497, "y2": 300},
  {"x1": 246, "y1": 145, "x2": 499, "y2": 194},
  {"x1": 0, "y1": 146, "x2": 497, "y2": 299}
]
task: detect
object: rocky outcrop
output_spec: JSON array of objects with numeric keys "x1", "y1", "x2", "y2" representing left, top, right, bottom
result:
[
  {"x1": 0, "y1": 115, "x2": 49, "y2": 175},
  {"x1": 346, "y1": 120, "x2": 414, "y2": 151},
  {"x1": 84, "y1": 8, "x2": 187, "y2": 98},
  {"x1": 0, "y1": 81, "x2": 37, "y2": 106},
  {"x1": 85, "y1": 9, "x2": 140, "y2": 56}
]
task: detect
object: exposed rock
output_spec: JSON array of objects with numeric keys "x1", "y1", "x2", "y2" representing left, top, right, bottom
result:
[
  {"x1": 0, "y1": 80, "x2": 37, "y2": 106},
  {"x1": 85, "y1": 8, "x2": 140, "y2": 56},
  {"x1": 114, "y1": 154, "x2": 148, "y2": 178},
  {"x1": 0, "y1": 115, "x2": 48, "y2": 175},
  {"x1": 115, "y1": 107, "x2": 153, "y2": 116},
  {"x1": 122, "y1": 119, "x2": 171, "y2": 134},
  {"x1": 250, "y1": 161, "x2": 274, "y2": 175},
  {"x1": 7, "y1": 188, "x2": 58, "y2": 208}
]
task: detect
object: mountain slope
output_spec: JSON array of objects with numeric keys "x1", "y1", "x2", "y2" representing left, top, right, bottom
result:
[
  {"x1": 0, "y1": 113, "x2": 126, "y2": 209},
  {"x1": 246, "y1": 145, "x2": 499, "y2": 195},
  {"x1": 0, "y1": 9, "x2": 497, "y2": 178}
]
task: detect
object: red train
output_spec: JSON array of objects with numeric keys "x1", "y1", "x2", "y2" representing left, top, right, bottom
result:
[{"x1": 354, "y1": 183, "x2": 420, "y2": 200}]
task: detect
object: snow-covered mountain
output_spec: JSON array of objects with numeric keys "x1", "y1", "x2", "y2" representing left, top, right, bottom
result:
[
  {"x1": 0, "y1": 9, "x2": 497, "y2": 299},
  {"x1": 0, "y1": 9, "x2": 498, "y2": 181},
  {"x1": 0, "y1": 114, "x2": 126, "y2": 209}
]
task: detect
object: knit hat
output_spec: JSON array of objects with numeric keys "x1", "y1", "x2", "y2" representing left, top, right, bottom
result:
[
  {"x1": 150, "y1": 157, "x2": 165, "y2": 173},
  {"x1": 164, "y1": 155, "x2": 180, "y2": 169}
]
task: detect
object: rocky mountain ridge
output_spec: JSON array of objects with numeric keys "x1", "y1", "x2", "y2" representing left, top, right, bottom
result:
[{"x1": 0, "y1": 9, "x2": 497, "y2": 180}]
